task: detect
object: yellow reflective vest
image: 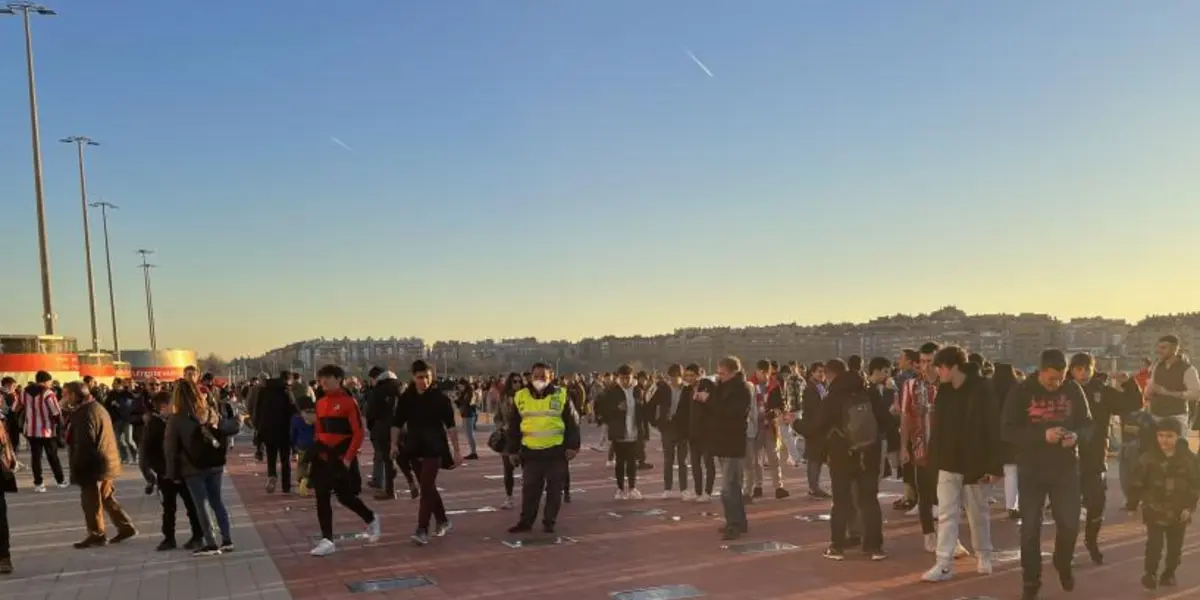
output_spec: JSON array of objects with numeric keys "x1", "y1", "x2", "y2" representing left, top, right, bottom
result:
[{"x1": 513, "y1": 387, "x2": 567, "y2": 450}]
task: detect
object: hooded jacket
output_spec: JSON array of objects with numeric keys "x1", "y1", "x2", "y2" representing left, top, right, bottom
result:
[
  {"x1": 253, "y1": 378, "x2": 298, "y2": 446},
  {"x1": 364, "y1": 373, "x2": 401, "y2": 443},
  {"x1": 1001, "y1": 374, "x2": 1093, "y2": 474},
  {"x1": 928, "y1": 363, "x2": 1003, "y2": 481},
  {"x1": 705, "y1": 372, "x2": 753, "y2": 459}
]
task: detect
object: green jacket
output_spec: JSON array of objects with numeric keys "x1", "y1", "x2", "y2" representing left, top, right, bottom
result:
[{"x1": 1130, "y1": 443, "x2": 1200, "y2": 526}]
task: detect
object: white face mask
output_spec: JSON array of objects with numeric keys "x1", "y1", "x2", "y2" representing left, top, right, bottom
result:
[{"x1": 531, "y1": 380, "x2": 549, "y2": 392}]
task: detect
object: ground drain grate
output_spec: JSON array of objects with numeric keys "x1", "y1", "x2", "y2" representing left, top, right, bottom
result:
[
  {"x1": 346, "y1": 576, "x2": 434, "y2": 593},
  {"x1": 611, "y1": 584, "x2": 705, "y2": 600},
  {"x1": 721, "y1": 541, "x2": 798, "y2": 554},
  {"x1": 501, "y1": 536, "x2": 578, "y2": 548}
]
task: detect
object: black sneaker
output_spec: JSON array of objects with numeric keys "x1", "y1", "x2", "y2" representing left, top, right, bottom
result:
[
  {"x1": 1160, "y1": 571, "x2": 1176, "y2": 587},
  {"x1": 1085, "y1": 540, "x2": 1103, "y2": 565},
  {"x1": 507, "y1": 523, "x2": 533, "y2": 534},
  {"x1": 808, "y1": 489, "x2": 832, "y2": 500},
  {"x1": 870, "y1": 548, "x2": 888, "y2": 561},
  {"x1": 1057, "y1": 566, "x2": 1075, "y2": 592},
  {"x1": 73, "y1": 535, "x2": 108, "y2": 549},
  {"x1": 155, "y1": 539, "x2": 177, "y2": 552},
  {"x1": 144, "y1": 482, "x2": 156, "y2": 495},
  {"x1": 109, "y1": 528, "x2": 138, "y2": 544},
  {"x1": 720, "y1": 526, "x2": 741, "y2": 541},
  {"x1": 774, "y1": 487, "x2": 790, "y2": 500},
  {"x1": 192, "y1": 545, "x2": 221, "y2": 557},
  {"x1": 220, "y1": 539, "x2": 235, "y2": 553},
  {"x1": 1141, "y1": 573, "x2": 1158, "y2": 590},
  {"x1": 823, "y1": 546, "x2": 844, "y2": 561},
  {"x1": 183, "y1": 537, "x2": 204, "y2": 551},
  {"x1": 637, "y1": 462, "x2": 654, "y2": 471},
  {"x1": 752, "y1": 486, "x2": 764, "y2": 498},
  {"x1": 1008, "y1": 509, "x2": 1021, "y2": 520},
  {"x1": 465, "y1": 453, "x2": 479, "y2": 460}
]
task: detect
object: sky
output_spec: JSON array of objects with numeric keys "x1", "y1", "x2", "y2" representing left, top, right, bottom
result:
[{"x1": 1, "y1": 1, "x2": 1198, "y2": 359}]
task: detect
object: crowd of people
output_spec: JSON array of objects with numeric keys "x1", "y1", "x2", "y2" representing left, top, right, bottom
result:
[{"x1": 0, "y1": 334, "x2": 1198, "y2": 599}]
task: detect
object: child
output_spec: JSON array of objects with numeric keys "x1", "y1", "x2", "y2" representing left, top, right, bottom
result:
[
  {"x1": 292, "y1": 408, "x2": 316, "y2": 495},
  {"x1": 308, "y1": 364, "x2": 380, "y2": 557},
  {"x1": 139, "y1": 391, "x2": 204, "y2": 551},
  {"x1": 1129, "y1": 418, "x2": 1200, "y2": 590}
]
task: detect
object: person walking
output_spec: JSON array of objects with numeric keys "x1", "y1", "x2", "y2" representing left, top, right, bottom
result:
[
  {"x1": 64, "y1": 381, "x2": 137, "y2": 549},
  {"x1": 254, "y1": 372, "x2": 297, "y2": 495},
  {"x1": 164, "y1": 379, "x2": 236, "y2": 556},
  {"x1": 503, "y1": 362, "x2": 581, "y2": 534},
  {"x1": 13, "y1": 371, "x2": 66, "y2": 493}
]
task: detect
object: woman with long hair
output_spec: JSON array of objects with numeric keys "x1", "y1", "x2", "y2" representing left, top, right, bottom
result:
[
  {"x1": 494, "y1": 373, "x2": 524, "y2": 509},
  {"x1": 164, "y1": 379, "x2": 233, "y2": 556}
]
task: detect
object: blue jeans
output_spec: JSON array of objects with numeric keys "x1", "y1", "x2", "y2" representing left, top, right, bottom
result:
[
  {"x1": 185, "y1": 470, "x2": 232, "y2": 548},
  {"x1": 1118, "y1": 443, "x2": 1140, "y2": 502},
  {"x1": 116, "y1": 422, "x2": 137, "y2": 463},
  {"x1": 719, "y1": 457, "x2": 747, "y2": 531},
  {"x1": 464, "y1": 414, "x2": 478, "y2": 455}
]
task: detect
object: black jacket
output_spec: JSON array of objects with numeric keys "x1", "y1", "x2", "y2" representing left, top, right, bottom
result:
[
  {"x1": 502, "y1": 384, "x2": 581, "y2": 460},
  {"x1": 364, "y1": 376, "x2": 402, "y2": 443},
  {"x1": 687, "y1": 380, "x2": 715, "y2": 452},
  {"x1": 596, "y1": 385, "x2": 651, "y2": 442},
  {"x1": 704, "y1": 373, "x2": 752, "y2": 459},
  {"x1": 253, "y1": 378, "x2": 297, "y2": 446},
  {"x1": 139, "y1": 413, "x2": 169, "y2": 478},
  {"x1": 652, "y1": 384, "x2": 692, "y2": 440},
  {"x1": 798, "y1": 380, "x2": 826, "y2": 461},
  {"x1": 929, "y1": 364, "x2": 1004, "y2": 482},
  {"x1": 1002, "y1": 376, "x2": 1093, "y2": 474},
  {"x1": 817, "y1": 372, "x2": 891, "y2": 472},
  {"x1": 1077, "y1": 375, "x2": 1139, "y2": 474}
]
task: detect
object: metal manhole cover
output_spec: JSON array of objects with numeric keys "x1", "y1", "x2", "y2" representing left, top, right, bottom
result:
[
  {"x1": 721, "y1": 541, "x2": 798, "y2": 554},
  {"x1": 502, "y1": 536, "x2": 578, "y2": 548},
  {"x1": 611, "y1": 584, "x2": 705, "y2": 600},
  {"x1": 346, "y1": 576, "x2": 434, "y2": 593}
]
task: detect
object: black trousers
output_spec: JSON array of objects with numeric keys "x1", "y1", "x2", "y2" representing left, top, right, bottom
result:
[
  {"x1": 662, "y1": 436, "x2": 688, "y2": 491},
  {"x1": 829, "y1": 457, "x2": 881, "y2": 552},
  {"x1": 159, "y1": 477, "x2": 202, "y2": 542},
  {"x1": 1018, "y1": 464, "x2": 1081, "y2": 586},
  {"x1": 519, "y1": 455, "x2": 568, "y2": 527},
  {"x1": 264, "y1": 442, "x2": 292, "y2": 492},
  {"x1": 313, "y1": 461, "x2": 375, "y2": 540},
  {"x1": 4, "y1": 420, "x2": 19, "y2": 452},
  {"x1": 0, "y1": 489, "x2": 9, "y2": 560},
  {"x1": 1081, "y1": 471, "x2": 1106, "y2": 544},
  {"x1": 502, "y1": 454, "x2": 517, "y2": 496},
  {"x1": 613, "y1": 441, "x2": 638, "y2": 490},
  {"x1": 28, "y1": 437, "x2": 64, "y2": 487},
  {"x1": 689, "y1": 444, "x2": 715, "y2": 496},
  {"x1": 372, "y1": 438, "x2": 397, "y2": 493},
  {"x1": 915, "y1": 464, "x2": 938, "y2": 535},
  {"x1": 1145, "y1": 522, "x2": 1185, "y2": 576}
]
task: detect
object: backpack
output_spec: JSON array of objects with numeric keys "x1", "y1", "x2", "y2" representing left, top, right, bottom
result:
[
  {"x1": 840, "y1": 391, "x2": 879, "y2": 451},
  {"x1": 185, "y1": 418, "x2": 227, "y2": 469}
]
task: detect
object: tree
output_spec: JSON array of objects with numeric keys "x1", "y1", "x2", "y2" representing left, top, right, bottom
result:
[{"x1": 197, "y1": 352, "x2": 229, "y2": 375}]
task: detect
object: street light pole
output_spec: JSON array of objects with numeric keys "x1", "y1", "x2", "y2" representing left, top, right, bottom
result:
[
  {"x1": 1, "y1": 2, "x2": 58, "y2": 334},
  {"x1": 62, "y1": 135, "x2": 100, "y2": 351},
  {"x1": 136, "y1": 249, "x2": 158, "y2": 351},
  {"x1": 91, "y1": 201, "x2": 120, "y2": 359}
]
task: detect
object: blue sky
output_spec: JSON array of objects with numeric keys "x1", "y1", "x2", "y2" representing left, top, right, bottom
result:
[{"x1": 1, "y1": 1, "x2": 1197, "y2": 358}]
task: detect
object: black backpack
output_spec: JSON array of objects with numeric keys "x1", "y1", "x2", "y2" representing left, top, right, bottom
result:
[
  {"x1": 185, "y1": 418, "x2": 227, "y2": 469},
  {"x1": 840, "y1": 391, "x2": 879, "y2": 451}
]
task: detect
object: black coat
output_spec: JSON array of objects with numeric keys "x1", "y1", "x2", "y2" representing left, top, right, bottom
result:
[
  {"x1": 364, "y1": 377, "x2": 402, "y2": 443},
  {"x1": 652, "y1": 384, "x2": 692, "y2": 441},
  {"x1": 703, "y1": 373, "x2": 752, "y2": 459},
  {"x1": 253, "y1": 378, "x2": 297, "y2": 446},
  {"x1": 596, "y1": 385, "x2": 651, "y2": 442},
  {"x1": 929, "y1": 364, "x2": 1004, "y2": 481},
  {"x1": 798, "y1": 381, "x2": 826, "y2": 461}
]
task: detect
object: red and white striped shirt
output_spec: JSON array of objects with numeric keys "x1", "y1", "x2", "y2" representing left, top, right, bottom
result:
[{"x1": 15, "y1": 386, "x2": 61, "y2": 439}]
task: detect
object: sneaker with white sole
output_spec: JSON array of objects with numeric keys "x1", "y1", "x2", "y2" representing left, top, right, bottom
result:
[
  {"x1": 697, "y1": 493, "x2": 711, "y2": 503},
  {"x1": 310, "y1": 538, "x2": 336, "y2": 557},
  {"x1": 55, "y1": 481, "x2": 68, "y2": 489},
  {"x1": 921, "y1": 564, "x2": 953, "y2": 582},
  {"x1": 661, "y1": 490, "x2": 679, "y2": 500},
  {"x1": 614, "y1": 489, "x2": 628, "y2": 500},
  {"x1": 681, "y1": 491, "x2": 696, "y2": 502},
  {"x1": 501, "y1": 496, "x2": 514, "y2": 509},
  {"x1": 364, "y1": 518, "x2": 382, "y2": 543},
  {"x1": 33, "y1": 484, "x2": 46, "y2": 493},
  {"x1": 627, "y1": 488, "x2": 643, "y2": 500}
]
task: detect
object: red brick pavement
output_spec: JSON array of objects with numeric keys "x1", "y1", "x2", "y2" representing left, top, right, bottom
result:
[{"x1": 228, "y1": 430, "x2": 1200, "y2": 600}]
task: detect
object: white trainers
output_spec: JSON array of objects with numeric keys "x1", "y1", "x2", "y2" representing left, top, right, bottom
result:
[
  {"x1": 697, "y1": 493, "x2": 711, "y2": 503},
  {"x1": 627, "y1": 488, "x2": 643, "y2": 500},
  {"x1": 501, "y1": 496, "x2": 514, "y2": 509},
  {"x1": 976, "y1": 554, "x2": 993, "y2": 575},
  {"x1": 906, "y1": 505, "x2": 919, "y2": 517},
  {"x1": 614, "y1": 489, "x2": 628, "y2": 500},
  {"x1": 605, "y1": 460, "x2": 615, "y2": 468},
  {"x1": 33, "y1": 484, "x2": 46, "y2": 493},
  {"x1": 661, "y1": 490, "x2": 679, "y2": 500},
  {"x1": 924, "y1": 533, "x2": 936, "y2": 553},
  {"x1": 310, "y1": 538, "x2": 337, "y2": 557},
  {"x1": 364, "y1": 519, "x2": 381, "y2": 543},
  {"x1": 55, "y1": 481, "x2": 68, "y2": 489},
  {"x1": 681, "y1": 491, "x2": 697, "y2": 502},
  {"x1": 921, "y1": 564, "x2": 953, "y2": 583}
]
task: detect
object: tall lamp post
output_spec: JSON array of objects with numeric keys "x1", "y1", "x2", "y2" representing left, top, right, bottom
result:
[
  {"x1": 62, "y1": 136, "x2": 100, "y2": 351},
  {"x1": 1, "y1": 1, "x2": 58, "y2": 334},
  {"x1": 91, "y1": 201, "x2": 120, "y2": 359},
  {"x1": 136, "y1": 249, "x2": 158, "y2": 351}
]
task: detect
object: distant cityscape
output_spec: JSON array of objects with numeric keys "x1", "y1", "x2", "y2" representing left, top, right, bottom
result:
[{"x1": 230, "y1": 307, "x2": 1200, "y2": 377}]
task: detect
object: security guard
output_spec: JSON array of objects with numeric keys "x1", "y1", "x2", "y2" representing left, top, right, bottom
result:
[{"x1": 504, "y1": 362, "x2": 581, "y2": 534}]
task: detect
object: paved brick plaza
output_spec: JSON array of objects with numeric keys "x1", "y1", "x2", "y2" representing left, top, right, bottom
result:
[{"x1": 1, "y1": 428, "x2": 1197, "y2": 600}]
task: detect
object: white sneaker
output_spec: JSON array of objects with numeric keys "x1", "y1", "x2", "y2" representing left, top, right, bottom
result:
[
  {"x1": 697, "y1": 493, "x2": 711, "y2": 503},
  {"x1": 34, "y1": 484, "x2": 46, "y2": 493},
  {"x1": 614, "y1": 489, "x2": 628, "y2": 500},
  {"x1": 310, "y1": 538, "x2": 337, "y2": 557},
  {"x1": 661, "y1": 490, "x2": 679, "y2": 499},
  {"x1": 605, "y1": 460, "x2": 615, "y2": 468},
  {"x1": 56, "y1": 481, "x2": 68, "y2": 489},
  {"x1": 921, "y1": 564, "x2": 953, "y2": 582},
  {"x1": 954, "y1": 541, "x2": 971, "y2": 558},
  {"x1": 924, "y1": 532, "x2": 936, "y2": 553},
  {"x1": 976, "y1": 554, "x2": 993, "y2": 575},
  {"x1": 906, "y1": 505, "x2": 920, "y2": 517},
  {"x1": 364, "y1": 519, "x2": 381, "y2": 543},
  {"x1": 681, "y1": 491, "x2": 696, "y2": 502},
  {"x1": 501, "y1": 496, "x2": 514, "y2": 509},
  {"x1": 628, "y1": 488, "x2": 643, "y2": 500}
]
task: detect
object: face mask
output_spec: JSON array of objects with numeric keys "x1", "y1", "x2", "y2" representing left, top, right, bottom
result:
[{"x1": 531, "y1": 380, "x2": 549, "y2": 392}]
